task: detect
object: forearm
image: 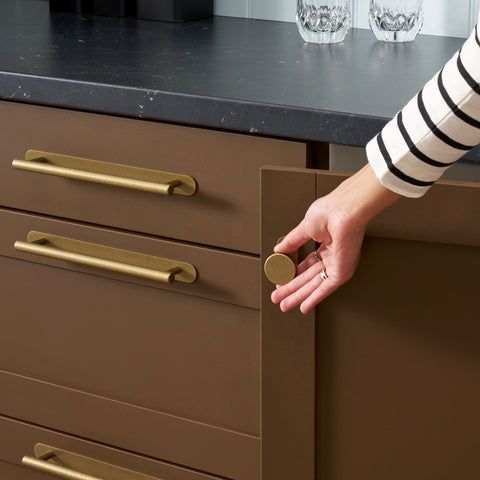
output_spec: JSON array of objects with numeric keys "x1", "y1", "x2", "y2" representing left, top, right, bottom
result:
[
  {"x1": 367, "y1": 19, "x2": 480, "y2": 198},
  {"x1": 334, "y1": 164, "x2": 401, "y2": 226}
]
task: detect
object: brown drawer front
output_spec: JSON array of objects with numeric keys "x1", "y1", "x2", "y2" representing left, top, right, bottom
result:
[
  {"x1": 0, "y1": 101, "x2": 308, "y2": 254},
  {"x1": 0, "y1": 209, "x2": 260, "y2": 479},
  {"x1": 0, "y1": 416, "x2": 223, "y2": 480}
]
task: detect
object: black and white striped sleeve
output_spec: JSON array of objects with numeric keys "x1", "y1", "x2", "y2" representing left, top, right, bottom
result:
[{"x1": 367, "y1": 17, "x2": 480, "y2": 198}]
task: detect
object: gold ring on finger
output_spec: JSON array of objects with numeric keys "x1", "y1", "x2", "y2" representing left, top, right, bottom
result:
[{"x1": 320, "y1": 268, "x2": 329, "y2": 281}]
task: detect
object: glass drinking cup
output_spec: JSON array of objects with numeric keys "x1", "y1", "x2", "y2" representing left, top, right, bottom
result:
[
  {"x1": 369, "y1": 0, "x2": 424, "y2": 42},
  {"x1": 297, "y1": 0, "x2": 353, "y2": 44}
]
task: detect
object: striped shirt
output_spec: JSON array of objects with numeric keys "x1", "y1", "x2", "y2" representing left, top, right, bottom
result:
[{"x1": 367, "y1": 15, "x2": 480, "y2": 198}]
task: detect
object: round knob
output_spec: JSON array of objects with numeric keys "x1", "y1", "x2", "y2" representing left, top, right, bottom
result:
[{"x1": 264, "y1": 253, "x2": 296, "y2": 286}]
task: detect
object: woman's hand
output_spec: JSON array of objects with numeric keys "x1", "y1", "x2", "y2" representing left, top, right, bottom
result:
[
  {"x1": 271, "y1": 164, "x2": 401, "y2": 314},
  {"x1": 271, "y1": 188, "x2": 366, "y2": 314}
]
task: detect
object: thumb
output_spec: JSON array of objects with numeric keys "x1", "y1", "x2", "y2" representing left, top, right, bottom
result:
[{"x1": 274, "y1": 220, "x2": 310, "y2": 254}]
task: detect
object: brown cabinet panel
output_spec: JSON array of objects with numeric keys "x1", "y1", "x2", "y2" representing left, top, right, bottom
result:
[
  {"x1": 0, "y1": 208, "x2": 260, "y2": 309},
  {"x1": 260, "y1": 167, "x2": 317, "y2": 480},
  {"x1": 0, "y1": 209, "x2": 261, "y2": 478},
  {"x1": 0, "y1": 415, "x2": 223, "y2": 480},
  {"x1": 0, "y1": 252, "x2": 260, "y2": 437},
  {"x1": 316, "y1": 237, "x2": 480, "y2": 480},
  {"x1": 261, "y1": 167, "x2": 480, "y2": 480},
  {"x1": 0, "y1": 101, "x2": 309, "y2": 253},
  {"x1": 315, "y1": 170, "x2": 480, "y2": 247},
  {"x1": 315, "y1": 172, "x2": 480, "y2": 480},
  {"x1": 0, "y1": 372, "x2": 259, "y2": 480}
]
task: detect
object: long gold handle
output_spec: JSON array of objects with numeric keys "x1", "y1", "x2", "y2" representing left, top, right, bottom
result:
[
  {"x1": 22, "y1": 443, "x2": 161, "y2": 480},
  {"x1": 14, "y1": 231, "x2": 197, "y2": 284},
  {"x1": 12, "y1": 150, "x2": 197, "y2": 196},
  {"x1": 23, "y1": 453, "x2": 99, "y2": 480}
]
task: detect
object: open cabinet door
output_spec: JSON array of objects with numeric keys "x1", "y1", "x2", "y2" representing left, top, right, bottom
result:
[
  {"x1": 262, "y1": 166, "x2": 480, "y2": 480},
  {"x1": 261, "y1": 166, "x2": 317, "y2": 480}
]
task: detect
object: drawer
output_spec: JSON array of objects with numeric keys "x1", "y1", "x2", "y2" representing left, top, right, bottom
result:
[
  {"x1": 0, "y1": 101, "x2": 309, "y2": 253},
  {"x1": 0, "y1": 208, "x2": 260, "y2": 479},
  {"x1": 0, "y1": 415, "x2": 222, "y2": 480}
]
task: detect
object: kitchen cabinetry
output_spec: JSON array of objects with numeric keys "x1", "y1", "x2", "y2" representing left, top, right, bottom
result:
[
  {"x1": 2, "y1": 2, "x2": 480, "y2": 478},
  {"x1": 1, "y1": 98, "x2": 479, "y2": 480},
  {"x1": 0, "y1": 101, "x2": 312, "y2": 480},
  {"x1": 2, "y1": 97, "x2": 480, "y2": 480},
  {"x1": 261, "y1": 167, "x2": 480, "y2": 479}
]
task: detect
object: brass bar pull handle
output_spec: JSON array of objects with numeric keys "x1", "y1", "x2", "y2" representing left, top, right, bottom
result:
[
  {"x1": 12, "y1": 159, "x2": 181, "y2": 195},
  {"x1": 22, "y1": 443, "x2": 162, "y2": 480},
  {"x1": 12, "y1": 150, "x2": 197, "y2": 196},
  {"x1": 22, "y1": 454, "x2": 100, "y2": 480},
  {"x1": 14, "y1": 231, "x2": 197, "y2": 284}
]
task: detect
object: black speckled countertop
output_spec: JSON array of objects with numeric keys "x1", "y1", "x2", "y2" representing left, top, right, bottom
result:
[{"x1": 1, "y1": 0, "x2": 479, "y2": 164}]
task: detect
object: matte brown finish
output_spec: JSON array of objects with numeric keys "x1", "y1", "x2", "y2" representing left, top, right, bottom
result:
[
  {"x1": 0, "y1": 370, "x2": 260, "y2": 480},
  {"x1": 0, "y1": 208, "x2": 260, "y2": 309},
  {"x1": 316, "y1": 238, "x2": 480, "y2": 480},
  {"x1": 0, "y1": 210, "x2": 261, "y2": 478},
  {"x1": 260, "y1": 167, "x2": 317, "y2": 480},
  {"x1": 0, "y1": 101, "x2": 308, "y2": 254},
  {"x1": 0, "y1": 415, "x2": 221, "y2": 480},
  {"x1": 315, "y1": 170, "x2": 480, "y2": 247},
  {"x1": 0, "y1": 248, "x2": 260, "y2": 438},
  {"x1": 0, "y1": 257, "x2": 259, "y2": 433},
  {"x1": 315, "y1": 171, "x2": 480, "y2": 480},
  {"x1": 261, "y1": 167, "x2": 480, "y2": 480}
]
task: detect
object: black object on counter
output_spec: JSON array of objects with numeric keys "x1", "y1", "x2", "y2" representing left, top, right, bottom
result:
[
  {"x1": 49, "y1": 0, "x2": 92, "y2": 13},
  {"x1": 136, "y1": 0, "x2": 213, "y2": 22},
  {"x1": 93, "y1": 0, "x2": 136, "y2": 16}
]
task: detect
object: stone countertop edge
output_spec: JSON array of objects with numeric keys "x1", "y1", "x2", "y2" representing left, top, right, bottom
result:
[
  {"x1": 0, "y1": 69, "x2": 387, "y2": 144},
  {"x1": 1, "y1": 70, "x2": 478, "y2": 166}
]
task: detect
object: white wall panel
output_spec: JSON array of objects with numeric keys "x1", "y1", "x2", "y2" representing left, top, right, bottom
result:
[
  {"x1": 214, "y1": 0, "x2": 250, "y2": 18},
  {"x1": 214, "y1": 0, "x2": 476, "y2": 38},
  {"x1": 472, "y1": 0, "x2": 480, "y2": 26},
  {"x1": 423, "y1": 0, "x2": 471, "y2": 37},
  {"x1": 251, "y1": 0, "x2": 296, "y2": 22}
]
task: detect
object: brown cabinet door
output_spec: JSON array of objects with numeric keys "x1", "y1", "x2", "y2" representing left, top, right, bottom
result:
[
  {"x1": 315, "y1": 171, "x2": 480, "y2": 480},
  {"x1": 261, "y1": 167, "x2": 480, "y2": 480},
  {"x1": 261, "y1": 167, "x2": 317, "y2": 480}
]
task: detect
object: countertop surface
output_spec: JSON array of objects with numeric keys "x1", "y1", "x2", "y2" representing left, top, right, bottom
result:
[{"x1": 1, "y1": 0, "x2": 479, "y2": 164}]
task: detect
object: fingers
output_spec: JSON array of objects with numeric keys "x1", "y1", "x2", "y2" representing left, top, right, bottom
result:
[
  {"x1": 300, "y1": 281, "x2": 339, "y2": 314},
  {"x1": 274, "y1": 220, "x2": 310, "y2": 254},
  {"x1": 279, "y1": 269, "x2": 324, "y2": 313},
  {"x1": 271, "y1": 259, "x2": 324, "y2": 305},
  {"x1": 296, "y1": 251, "x2": 321, "y2": 276}
]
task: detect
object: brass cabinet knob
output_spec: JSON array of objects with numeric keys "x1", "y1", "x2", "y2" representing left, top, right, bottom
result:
[{"x1": 264, "y1": 252, "x2": 296, "y2": 286}]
